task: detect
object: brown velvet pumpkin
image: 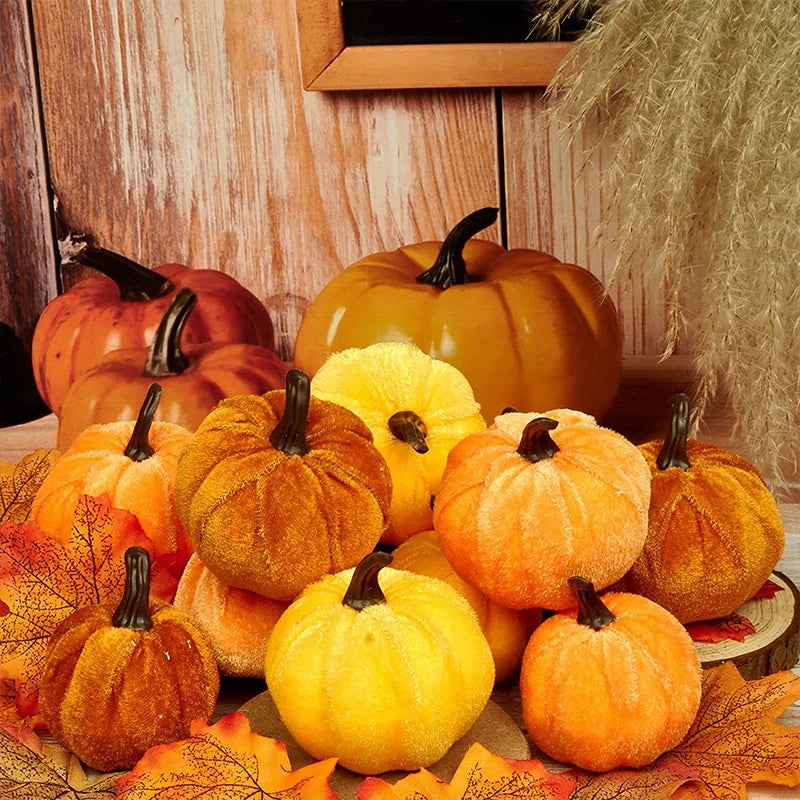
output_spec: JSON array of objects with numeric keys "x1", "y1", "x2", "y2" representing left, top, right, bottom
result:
[
  {"x1": 39, "y1": 547, "x2": 219, "y2": 771},
  {"x1": 174, "y1": 369, "x2": 392, "y2": 601},
  {"x1": 625, "y1": 394, "x2": 785, "y2": 623}
]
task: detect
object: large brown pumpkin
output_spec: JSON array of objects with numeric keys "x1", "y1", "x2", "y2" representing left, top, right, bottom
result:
[{"x1": 294, "y1": 208, "x2": 622, "y2": 421}]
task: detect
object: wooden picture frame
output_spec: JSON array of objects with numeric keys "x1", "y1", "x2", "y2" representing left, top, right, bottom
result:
[{"x1": 296, "y1": 0, "x2": 571, "y2": 90}]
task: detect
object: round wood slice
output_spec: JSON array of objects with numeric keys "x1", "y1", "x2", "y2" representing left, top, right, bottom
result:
[
  {"x1": 694, "y1": 571, "x2": 800, "y2": 679},
  {"x1": 238, "y1": 692, "x2": 530, "y2": 797}
]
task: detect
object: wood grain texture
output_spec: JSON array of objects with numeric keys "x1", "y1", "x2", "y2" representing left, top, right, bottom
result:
[
  {"x1": 0, "y1": 0, "x2": 57, "y2": 348},
  {"x1": 31, "y1": 0, "x2": 500, "y2": 359}
]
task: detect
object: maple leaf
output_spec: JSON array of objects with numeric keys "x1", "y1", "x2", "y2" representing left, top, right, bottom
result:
[
  {"x1": 356, "y1": 742, "x2": 575, "y2": 800},
  {"x1": 752, "y1": 580, "x2": 784, "y2": 600},
  {"x1": 566, "y1": 760, "x2": 697, "y2": 800},
  {"x1": 115, "y1": 712, "x2": 338, "y2": 800},
  {"x1": 685, "y1": 613, "x2": 757, "y2": 644},
  {"x1": 0, "y1": 449, "x2": 59, "y2": 525}
]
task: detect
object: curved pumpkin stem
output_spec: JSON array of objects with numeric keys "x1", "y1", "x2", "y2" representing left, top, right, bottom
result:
[
  {"x1": 270, "y1": 369, "x2": 311, "y2": 456},
  {"x1": 142, "y1": 288, "x2": 196, "y2": 377},
  {"x1": 112, "y1": 547, "x2": 153, "y2": 631},
  {"x1": 501, "y1": 406, "x2": 519, "y2": 414},
  {"x1": 657, "y1": 393, "x2": 692, "y2": 471},
  {"x1": 388, "y1": 410, "x2": 429, "y2": 454},
  {"x1": 76, "y1": 245, "x2": 173, "y2": 301},
  {"x1": 569, "y1": 576, "x2": 616, "y2": 631},
  {"x1": 343, "y1": 552, "x2": 393, "y2": 610},
  {"x1": 517, "y1": 417, "x2": 560, "y2": 463},
  {"x1": 124, "y1": 383, "x2": 162, "y2": 462},
  {"x1": 416, "y1": 207, "x2": 499, "y2": 289}
]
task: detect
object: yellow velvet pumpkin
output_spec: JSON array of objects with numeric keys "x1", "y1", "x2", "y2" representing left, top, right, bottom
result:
[
  {"x1": 264, "y1": 552, "x2": 494, "y2": 774},
  {"x1": 311, "y1": 342, "x2": 486, "y2": 544}
]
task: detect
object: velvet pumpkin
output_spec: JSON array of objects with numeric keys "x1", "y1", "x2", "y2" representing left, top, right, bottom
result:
[
  {"x1": 520, "y1": 577, "x2": 702, "y2": 771},
  {"x1": 392, "y1": 530, "x2": 535, "y2": 682},
  {"x1": 174, "y1": 554, "x2": 289, "y2": 678},
  {"x1": 264, "y1": 552, "x2": 494, "y2": 774},
  {"x1": 311, "y1": 342, "x2": 486, "y2": 544},
  {"x1": 174, "y1": 369, "x2": 392, "y2": 601},
  {"x1": 32, "y1": 383, "x2": 193, "y2": 568},
  {"x1": 32, "y1": 246, "x2": 274, "y2": 415},
  {"x1": 434, "y1": 409, "x2": 651, "y2": 610},
  {"x1": 624, "y1": 393, "x2": 784, "y2": 623},
  {"x1": 294, "y1": 208, "x2": 622, "y2": 421},
  {"x1": 39, "y1": 546, "x2": 219, "y2": 771},
  {"x1": 56, "y1": 288, "x2": 287, "y2": 451}
]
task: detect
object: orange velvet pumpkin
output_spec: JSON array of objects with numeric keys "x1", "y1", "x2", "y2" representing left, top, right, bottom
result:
[
  {"x1": 174, "y1": 369, "x2": 392, "y2": 601},
  {"x1": 173, "y1": 554, "x2": 289, "y2": 678},
  {"x1": 33, "y1": 384, "x2": 193, "y2": 568},
  {"x1": 392, "y1": 530, "x2": 536, "y2": 682},
  {"x1": 57, "y1": 289, "x2": 287, "y2": 451},
  {"x1": 434, "y1": 410, "x2": 651, "y2": 610},
  {"x1": 39, "y1": 546, "x2": 219, "y2": 771},
  {"x1": 625, "y1": 394, "x2": 785, "y2": 623},
  {"x1": 294, "y1": 208, "x2": 622, "y2": 421},
  {"x1": 520, "y1": 577, "x2": 702, "y2": 772},
  {"x1": 32, "y1": 246, "x2": 274, "y2": 415}
]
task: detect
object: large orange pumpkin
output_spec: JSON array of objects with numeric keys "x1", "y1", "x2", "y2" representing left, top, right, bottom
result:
[
  {"x1": 32, "y1": 246, "x2": 274, "y2": 415},
  {"x1": 56, "y1": 289, "x2": 287, "y2": 450},
  {"x1": 294, "y1": 208, "x2": 622, "y2": 421}
]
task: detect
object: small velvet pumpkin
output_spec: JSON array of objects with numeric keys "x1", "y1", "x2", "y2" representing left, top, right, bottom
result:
[
  {"x1": 520, "y1": 577, "x2": 701, "y2": 772},
  {"x1": 174, "y1": 369, "x2": 392, "y2": 601},
  {"x1": 435, "y1": 409, "x2": 651, "y2": 610},
  {"x1": 39, "y1": 546, "x2": 220, "y2": 771},
  {"x1": 264, "y1": 552, "x2": 494, "y2": 774},
  {"x1": 392, "y1": 530, "x2": 535, "y2": 682},
  {"x1": 624, "y1": 394, "x2": 784, "y2": 623},
  {"x1": 173, "y1": 554, "x2": 289, "y2": 678},
  {"x1": 311, "y1": 342, "x2": 486, "y2": 544}
]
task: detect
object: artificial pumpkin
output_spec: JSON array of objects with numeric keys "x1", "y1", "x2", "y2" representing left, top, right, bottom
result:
[
  {"x1": 392, "y1": 530, "x2": 535, "y2": 682},
  {"x1": 39, "y1": 546, "x2": 219, "y2": 771},
  {"x1": 294, "y1": 207, "x2": 622, "y2": 421},
  {"x1": 520, "y1": 576, "x2": 702, "y2": 772},
  {"x1": 434, "y1": 409, "x2": 651, "y2": 610},
  {"x1": 174, "y1": 554, "x2": 289, "y2": 678},
  {"x1": 311, "y1": 342, "x2": 486, "y2": 544},
  {"x1": 264, "y1": 552, "x2": 494, "y2": 774},
  {"x1": 624, "y1": 393, "x2": 785, "y2": 623},
  {"x1": 33, "y1": 383, "x2": 193, "y2": 569},
  {"x1": 56, "y1": 288, "x2": 287, "y2": 450},
  {"x1": 174, "y1": 369, "x2": 392, "y2": 601},
  {"x1": 32, "y1": 245, "x2": 274, "y2": 415}
]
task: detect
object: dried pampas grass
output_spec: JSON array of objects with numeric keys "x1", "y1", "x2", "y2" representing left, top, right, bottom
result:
[{"x1": 535, "y1": 0, "x2": 800, "y2": 487}]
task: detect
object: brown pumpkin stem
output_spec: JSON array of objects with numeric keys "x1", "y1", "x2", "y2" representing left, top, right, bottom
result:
[
  {"x1": 388, "y1": 410, "x2": 429, "y2": 454},
  {"x1": 342, "y1": 552, "x2": 393, "y2": 610},
  {"x1": 656, "y1": 393, "x2": 692, "y2": 471},
  {"x1": 76, "y1": 245, "x2": 173, "y2": 301},
  {"x1": 416, "y1": 207, "x2": 499, "y2": 289},
  {"x1": 569, "y1": 576, "x2": 616, "y2": 631},
  {"x1": 142, "y1": 288, "x2": 196, "y2": 377},
  {"x1": 112, "y1": 547, "x2": 153, "y2": 631},
  {"x1": 270, "y1": 369, "x2": 311, "y2": 456},
  {"x1": 517, "y1": 417, "x2": 560, "y2": 463},
  {"x1": 124, "y1": 383, "x2": 162, "y2": 462},
  {"x1": 501, "y1": 406, "x2": 519, "y2": 414}
]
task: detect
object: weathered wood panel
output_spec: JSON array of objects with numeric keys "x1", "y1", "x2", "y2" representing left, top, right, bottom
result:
[{"x1": 31, "y1": 0, "x2": 500, "y2": 359}]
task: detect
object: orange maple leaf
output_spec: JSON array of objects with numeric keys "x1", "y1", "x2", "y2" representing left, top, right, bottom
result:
[
  {"x1": 0, "y1": 449, "x2": 59, "y2": 525},
  {"x1": 685, "y1": 613, "x2": 757, "y2": 644},
  {"x1": 115, "y1": 712, "x2": 338, "y2": 800},
  {"x1": 357, "y1": 742, "x2": 575, "y2": 800}
]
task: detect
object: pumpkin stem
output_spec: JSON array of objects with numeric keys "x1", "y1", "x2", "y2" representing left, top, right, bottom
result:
[
  {"x1": 569, "y1": 576, "x2": 616, "y2": 631},
  {"x1": 142, "y1": 288, "x2": 195, "y2": 377},
  {"x1": 124, "y1": 383, "x2": 162, "y2": 462},
  {"x1": 342, "y1": 552, "x2": 393, "y2": 610},
  {"x1": 501, "y1": 406, "x2": 519, "y2": 414},
  {"x1": 517, "y1": 417, "x2": 560, "y2": 463},
  {"x1": 76, "y1": 245, "x2": 173, "y2": 301},
  {"x1": 388, "y1": 410, "x2": 429, "y2": 454},
  {"x1": 416, "y1": 208, "x2": 499, "y2": 289},
  {"x1": 270, "y1": 369, "x2": 311, "y2": 456},
  {"x1": 657, "y1": 393, "x2": 692, "y2": 470},
  {"x1": 112, "y1": 547, "x2": 153, "y2": 631}
]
